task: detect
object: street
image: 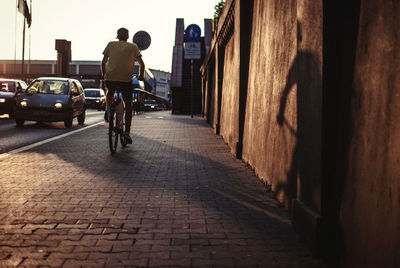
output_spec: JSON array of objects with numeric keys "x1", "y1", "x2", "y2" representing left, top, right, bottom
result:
[
  {"x1": 0, "y1": 110, "x2": 105, "y2": 155},
  {"x1": 0, "y1": 0, "x2": 397, "y2": 265}
]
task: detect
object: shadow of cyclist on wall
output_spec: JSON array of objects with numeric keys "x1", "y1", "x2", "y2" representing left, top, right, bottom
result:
[{"x1": 276, "y1": 21, "x2": 322, "y2": 211}]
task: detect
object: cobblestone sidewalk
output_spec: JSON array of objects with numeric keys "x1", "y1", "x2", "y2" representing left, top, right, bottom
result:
[{"x1": 0, "y1": 111, "x2": 325, "y2": 267}]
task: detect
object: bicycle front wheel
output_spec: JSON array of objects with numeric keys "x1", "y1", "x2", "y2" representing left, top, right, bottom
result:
[
  {"x1": 108, "y1": 110, "x2": 119, "y2": 154},
  {"x1": 120, "y1": 120, "x2": 127, "y2": 148},
  {"x1": 120, "y1": 131, "x2": 127, "y2": 147}
]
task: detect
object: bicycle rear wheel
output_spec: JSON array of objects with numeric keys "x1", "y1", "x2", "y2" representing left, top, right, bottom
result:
[{"x1": 108, "y1": 109, "x2": 119, "y2": 154}]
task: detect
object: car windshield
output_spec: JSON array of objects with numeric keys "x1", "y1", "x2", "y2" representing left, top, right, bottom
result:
[
  {"x1": 27, "y1": 80, "x2": 69, "y2": 95},
  {"x1": 84, "y1": 90, "x2": 100, "y2": 97},
  {"x1": 0, "y1": 81, "x2": 16, "y2": 93}
]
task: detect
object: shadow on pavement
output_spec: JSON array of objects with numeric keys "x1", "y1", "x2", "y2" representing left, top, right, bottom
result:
[{"x1": 0, "y1": 112, "x2": 325, "y2": 267}]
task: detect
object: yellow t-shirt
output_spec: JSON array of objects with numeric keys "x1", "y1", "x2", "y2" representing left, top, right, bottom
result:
[{"x1": 103, "y1": 41, "x2": 141, "y2": 82}]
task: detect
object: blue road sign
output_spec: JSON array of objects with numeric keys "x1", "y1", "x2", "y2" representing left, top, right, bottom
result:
[{"x1": 185, "y1": 24, "x2": 201, "y2": 42}]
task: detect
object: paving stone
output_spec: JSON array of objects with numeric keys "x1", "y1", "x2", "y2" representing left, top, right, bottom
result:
[
  {"x1": 149, "y1": 258, "x2": 191, "y2": 267},
  {"x1": 0, "y1": 111, "x2": 326, "y2": 267}
]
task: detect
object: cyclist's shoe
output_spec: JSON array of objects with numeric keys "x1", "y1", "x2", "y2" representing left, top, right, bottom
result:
[{"x1": 124, "y1": 132, "x2": 133, "y2": 144}]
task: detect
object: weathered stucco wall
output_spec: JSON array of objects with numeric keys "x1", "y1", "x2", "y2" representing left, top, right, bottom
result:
[
  {"x1": 220, "y1": 34, "x2": 239, "y2": 153},
  {"x1": 243, "y1": 0, "x2": 298, "y2": 207},
  {"x1": 242, "y1": 0, "x2": 323, "y2": 250},
  {"x1": 203, "y1": 63, "x2": 215, "y2": 126},
  {"x1": 339, "y1": 0, "x2": 400, "y2": 267},
  {"x1": 295, "y1": 0, "x2": 323, "y2": 213},
  {"x1": 212, "y1": 48, "x2": 221, "y2": 131},
  {"x1": 201, "y1": 0, "x2": 399, "y2": 266}
]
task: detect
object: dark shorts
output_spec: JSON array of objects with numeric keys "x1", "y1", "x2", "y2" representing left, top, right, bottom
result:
[{"x1": 105, "y1": 80, "x2": 132, "y2": 102}]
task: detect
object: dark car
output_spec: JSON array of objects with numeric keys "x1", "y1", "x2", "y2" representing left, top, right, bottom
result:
[
  {"x1": 84, "y1": 88, "x2": 106, "y2": 111},
  {"x1": 14, "y1": 77, "x2": 86, "y2": 128},
  {"x1": 0, "y1": 78, "x2": 28, "y2": 118}
]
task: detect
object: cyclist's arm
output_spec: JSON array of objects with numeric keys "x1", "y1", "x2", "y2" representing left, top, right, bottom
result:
[
  {"x1": 101, "y1": 55, "x2": 109, "y2": 79},
  {"x1": 136, "y1": 56, "x2": 145, "y2": 81}
]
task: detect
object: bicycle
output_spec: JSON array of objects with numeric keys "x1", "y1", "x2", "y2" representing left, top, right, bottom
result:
[{"x1": 107, "y1": 88, "x2": 127, "y2": 154}]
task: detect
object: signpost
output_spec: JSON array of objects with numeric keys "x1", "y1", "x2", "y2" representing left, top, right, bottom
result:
[{"x1": 184, "y1": 24, "x2": 201, "y2": 118}]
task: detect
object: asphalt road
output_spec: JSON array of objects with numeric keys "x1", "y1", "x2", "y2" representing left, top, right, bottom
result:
[{"x1": 0, "y1": 109, "x2": 105, "y2": 154}]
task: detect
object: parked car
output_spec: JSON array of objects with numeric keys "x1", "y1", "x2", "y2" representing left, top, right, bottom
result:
[
  {"x1": 14, "y1": 77, "x2": 86, "y2": 128},
  {"x1": 0, "y1": 78, "x2": 27, "y2": 118},
  {"x1": 84, "y1": 88, "x2": 106, "y2": 111}
]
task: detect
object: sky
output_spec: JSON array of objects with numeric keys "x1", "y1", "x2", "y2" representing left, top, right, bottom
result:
[{"x1": 0, "y1": 0, "x2": 220, "y2": 73}]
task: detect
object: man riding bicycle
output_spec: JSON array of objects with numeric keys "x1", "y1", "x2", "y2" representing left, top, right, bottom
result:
[{"x1": 101, "y1": 27, "x2": 145, "y2": 143}]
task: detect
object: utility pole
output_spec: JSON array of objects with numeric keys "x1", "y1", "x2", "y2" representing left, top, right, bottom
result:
[
  {"x1": 184, "y1": 24, "x2": 201, "y2": 117},
  {"x1": 190, "y1": 59, "x2": 194, "y2": 118},
  {"x1": 21, "y1": 16, "x2": 25, "y2": 79}
]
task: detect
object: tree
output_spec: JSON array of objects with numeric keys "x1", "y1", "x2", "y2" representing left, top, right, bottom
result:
[{"x1": 213, "y1": 0, "x2": 225, "y2": 28}]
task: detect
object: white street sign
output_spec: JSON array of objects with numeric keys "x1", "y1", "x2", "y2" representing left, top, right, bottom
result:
[{"x1": 184, "y1": 42, "x2": 201, "y2": 59}]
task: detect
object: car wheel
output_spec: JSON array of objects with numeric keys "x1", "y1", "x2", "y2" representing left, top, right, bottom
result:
[
  {"x1": 77, "y1": 110, "x2": 85, "y2": 125},
  {"x1": 15, "y1": 119, "x2": 25, "y2": 127},
  {"x1": 64, "y1": 116, "x2": 73, "y2": 128}
]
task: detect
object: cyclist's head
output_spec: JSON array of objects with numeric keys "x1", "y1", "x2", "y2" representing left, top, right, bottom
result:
[{"x1": 117, "y1": 28, "x2": 129, "y2": 41}]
